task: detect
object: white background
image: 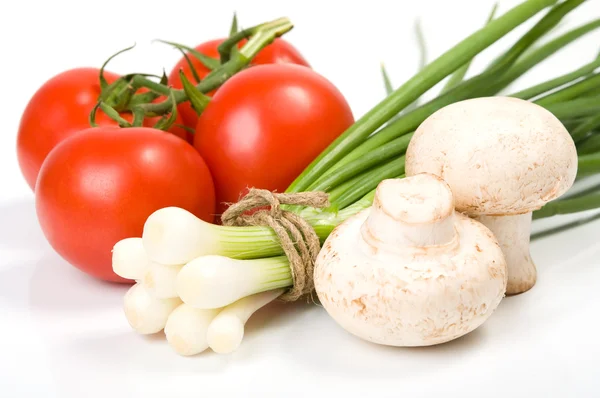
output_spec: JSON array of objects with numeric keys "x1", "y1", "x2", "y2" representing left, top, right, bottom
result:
[{"x1": 1, "y1": 0, "x2": 600, "y2": 397}]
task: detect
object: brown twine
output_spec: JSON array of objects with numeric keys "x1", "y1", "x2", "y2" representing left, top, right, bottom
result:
[{"x1": 221, "y1": 188, "x2": 330, "y2": 302}]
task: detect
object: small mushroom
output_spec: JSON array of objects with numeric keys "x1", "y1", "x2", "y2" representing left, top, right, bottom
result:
[
  {"x1": 405, "y1": 96, "x2": 578, "y2": 294},
  {"x1": 313, "y1": 173, "x2": 507, "y2": 347}
]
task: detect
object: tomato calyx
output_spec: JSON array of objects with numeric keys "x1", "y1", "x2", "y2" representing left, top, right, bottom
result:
[
  {"x1": 90, "y1": 16, "x2": 294, "y2": 133},
  {"x1": 178, "y1": 70, "x2": 211, "y2": 116},
  {"x1": 156, "y1": 39, "x2": 220, "y2": 72}
]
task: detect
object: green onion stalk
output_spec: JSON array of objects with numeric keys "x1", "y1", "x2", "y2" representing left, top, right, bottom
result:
[{"x1": 142, "y1": 0, "x2": 600, "y2": 308}]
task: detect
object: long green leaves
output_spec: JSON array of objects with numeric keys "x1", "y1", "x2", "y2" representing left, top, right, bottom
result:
[
  {"x1": 535, "y1": 72, "x2": 600, "y2": 106},
  {"x1": 441, "y1": 3, "x2": 499, "y2": 93},
  {"x1": 533, "y1": 192, "x2": 600, "y2": 219},
  {"x1": 307, "y1": 133, "x2": 413, "y2": 192},
  {"x1": 286, "y1": 0, "x2": 557, "y2": 193},
  {"x1": 577, "y1": 134, "x2": 600, "y2": 155},
  {"x1": 544, "y1": 96, "x2": 600, "y2": 120},
  {"x1": 308, "y1": 0, "x2": 580, "y2": 179},
  {"x1": 510, "y1": 53, "x2": 600, "y2": 99},
  {"x1": 487, "y1": 17, "x2": 600, "y2": 94}
]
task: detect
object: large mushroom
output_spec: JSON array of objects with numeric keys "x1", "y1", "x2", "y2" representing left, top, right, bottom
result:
[
  {"x1": 313, "y1": 173, "x2": 507, "y2": 347},
  {"x1": 405, "y1": 96, "x2": 578, "y2": 295}
]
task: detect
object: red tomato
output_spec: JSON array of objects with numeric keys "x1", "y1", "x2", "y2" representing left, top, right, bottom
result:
[
  {"x1": 16, "y1": 67, "x2": 189, "y2": 191},
  {"x1": 194, "y1": 63, "x2": 354, "y2": 215},
  {"x1": 168, "y1": 38, "x2": 310, "y2": 129},
  {"x1": 35, "y1": 127, "x2": 215, "y2": 283}
]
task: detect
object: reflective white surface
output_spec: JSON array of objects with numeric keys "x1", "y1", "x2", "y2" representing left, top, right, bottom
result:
[
  {"x1": 1, "y1": 198, "x2": 599, "y2": 396},
  {"x1": 1, "y1": 0, "x2": 600, "y2": 396}
]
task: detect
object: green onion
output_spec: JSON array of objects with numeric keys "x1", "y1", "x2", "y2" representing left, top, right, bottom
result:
[
  {"x1": 531, "y1": 211, "x2": 600, "y2": 240},
  {"x1": 306, "y1": 133, "x2": 412, "y2": 193},
  {"x1": 176, "y1": 255, "x2": 292, "y2": 309},
  {"x1": 441, "y1": 3, "x2": 499, "y2": 93},
  {"x1": 286, "y1": 0, "x2": 558, "y2": 193},
  {"x1": 570, "y1": 114, "x2": 600, "y2": 143},
  {"x1": 533, "y1": 191, "x2": 600, "y2": 219},
  {"x1": 576, "y1": 152, "x2": 600, "y2": 177},
  {"x1": 534, "y1": 72, "x2": 600, "y2": 107},
  {"x1": 323, "y1": 0, "x2": 586, "y2": 175},
  {"x1": 145, "y1": 1, "x2": 600, "y2": 311},
  {"x1": 487, "y1": 17, "x2": 600, "y2": 94},
  {"x1": 577, "y1": 134, "x2": 600, "y2": 155},
  {"x1": 543, "y1": 96, "x2": 600, "y2": 120},
  {"x1": 509, "y1": 54, "x2": 600, "y2": 100}
]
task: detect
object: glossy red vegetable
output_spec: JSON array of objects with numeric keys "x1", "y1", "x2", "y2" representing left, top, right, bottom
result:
[
  {"x1": 194, "y1": 63, "x2": 354, "y2": 215},
  {"x1": 168, "y1": 38, "x2": 310, "y2": 128},
  {"x1": 35, "y1": 127, "x2": 215, "y2": 283},
  {"x1": 16, "y1": 68, "x2": 189, "y2": 191}
]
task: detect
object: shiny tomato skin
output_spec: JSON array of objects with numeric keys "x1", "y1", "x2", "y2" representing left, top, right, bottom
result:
[
  {"x1": 168, "y1": 38, "x2": 310, "y2": 129},
  {"x1": 251, "y1": 38, "x2": 310, "y2": 67},
  {"x1": 16, "y1": 67, "x2": 189, "y2": 191},
  {"x1": 35, "y1": 127, "x2": 216, "y2": 283},
  {"x1": 194, "y1": 63, "x2": 354, "y2": 215}
]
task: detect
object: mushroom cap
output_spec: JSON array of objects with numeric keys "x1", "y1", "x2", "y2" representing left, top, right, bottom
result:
[
  {"x1": 405, "y1": 96, "x2": 578, "y2": 215},
  {"x1": 314, "y1": 178, "x2": 507, "y2": 347}
]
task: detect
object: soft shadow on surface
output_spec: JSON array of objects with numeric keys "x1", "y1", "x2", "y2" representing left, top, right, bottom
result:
[
  {"x1": 0, "y1": 198, "x2": 132, "y2": 312},
  {"x1": 489, "y1": 239, "x2": 600, "y2": 335},
  {"x1": 27, "y1": 253, "x2": 130, "y2": 313},
  {"x1": 227, "y1": 294, "x2": 489, "y2": 378},
  {"x1": 531, "y1": 219, "x2": 600, "y2": 275},
  {"x1": 277, "y1": 305, "x2": 489, "y2": 379},
  {"x1": 59, "y1": 330, "x2": 231, "y2": 373},
  {"x1": 0, "y1": 198, "x2": 129, "y2": 313},
  {"x1": 0, "y1": 251, "x2": 126, "y2": 314},
  {"x1": 0, "y1": 260, "x2": 39, "y2": 308},
  {"x1": 244, "y1": 299, "x2": 314, "y2": 338},
  {"x1": 0, "y1": 198, "x2": 48, "y2": 252}
]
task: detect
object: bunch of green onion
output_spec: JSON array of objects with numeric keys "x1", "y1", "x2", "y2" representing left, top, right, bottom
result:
[{"x1": 134, "y1": 0, "x2": 600, "y2": 353}]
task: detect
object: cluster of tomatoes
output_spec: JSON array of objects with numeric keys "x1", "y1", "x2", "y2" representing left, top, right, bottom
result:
[{"x1": 16, "y1": 35, "x2": 354, "y2": 283}]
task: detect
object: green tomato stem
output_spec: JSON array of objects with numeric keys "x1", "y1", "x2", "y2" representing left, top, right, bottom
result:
[
  {"x1": 217, "y1": 17, "x2": 288, "y2": 64},
  {"x1": 129, "y1": 17, "x2": 293, "y2": 117}
]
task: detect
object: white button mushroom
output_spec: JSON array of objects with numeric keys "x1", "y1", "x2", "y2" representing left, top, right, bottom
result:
[
  {"x1": 314, "y1": 174, "x2": 507, "y2": 347},
  {"x1": 405, "y1": 96, "x2": 578, "y2": 295}
]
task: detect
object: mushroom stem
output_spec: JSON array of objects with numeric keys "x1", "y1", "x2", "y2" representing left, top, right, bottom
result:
[
  {"x1": 475, "y1": 213, "x2": 536, "y2": 295},
  {"x1": 361, "y1": 174, "x2": 457, "y2": 251}
]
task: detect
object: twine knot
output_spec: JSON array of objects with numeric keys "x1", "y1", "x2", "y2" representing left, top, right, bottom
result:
[{"x1": 221, "y1": 188, "x2": 330, "y2": 301}]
